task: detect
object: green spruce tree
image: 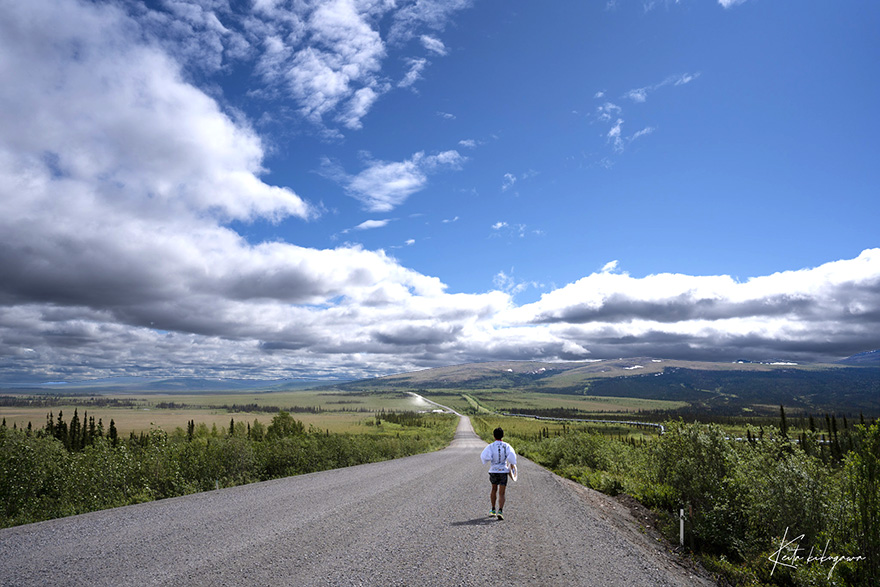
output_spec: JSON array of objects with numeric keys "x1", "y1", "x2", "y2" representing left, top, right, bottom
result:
[
  {"x1": 779, "y1": 405, "x2": 789, "y2": 438},
  {"x1": 69, "y1": 409, "x2": 81, "y2": 451},
  {"x1": 55, "y1": 411, "x2": 68, "y2": 446},
  {"x1": 108, "y1": 419, "x2": 118, "y2": 446}
]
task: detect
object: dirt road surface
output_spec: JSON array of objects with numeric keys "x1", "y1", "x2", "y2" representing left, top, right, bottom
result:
[{"x1": 0, "y1": 417, "x2": 713, "y2": 586}]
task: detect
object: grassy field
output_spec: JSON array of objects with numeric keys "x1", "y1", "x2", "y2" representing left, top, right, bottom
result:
[
  {"x1": 0, "y1": 390, "x2": 428, "y2": 435},
  {"x1": 116, "y1": 389, "x2": 421, "y2": 410},
  {"x1": 470, "y1": 414, "x2": 662, "y2": 443},
  {"x1": 470, "y1": 390, "x2": 686, "y2": 413},
  {"x1": 0, "y1": 406, "x2": 384, "y2": 436},
  {"x1": 418, "y1": 388, "x2": 686, "y2": 415}
]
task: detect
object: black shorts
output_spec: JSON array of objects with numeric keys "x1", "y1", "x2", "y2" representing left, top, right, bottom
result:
[{"x1": 489, "y1": 472, "x2": 508, "y2": 486}]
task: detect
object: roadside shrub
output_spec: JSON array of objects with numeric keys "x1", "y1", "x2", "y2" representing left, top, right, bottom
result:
[
  {"x1": 625, "y1": 479, "x2": 676, "y2": 511},
  {"x1": 831, "y1": 423, "x2": 880, "y2": 584},
  {"x1": 266, "y1": 411, "x2": 306, "y2": 439},
  {"x1": 0, "y1": 428, "x2": 66, "y2": 525},
  {"x1": 728, "y1": 433, "x2": 831, "y2": 556},
  {"x1": 61, "y1": 440, "x2": 145, "y2": 513},
  {"x1": 651, "y1": 421, "x2": 733, "y2": 510}
]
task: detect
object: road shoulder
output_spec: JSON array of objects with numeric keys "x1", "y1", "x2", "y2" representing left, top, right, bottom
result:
[{"x1": 557, "y1": 476, "x2": 716, "y2": 586}]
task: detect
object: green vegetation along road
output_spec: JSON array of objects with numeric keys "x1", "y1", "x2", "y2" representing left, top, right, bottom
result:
[{"x1": 0, "y1": 416, "x2": 711, "y2": 586}]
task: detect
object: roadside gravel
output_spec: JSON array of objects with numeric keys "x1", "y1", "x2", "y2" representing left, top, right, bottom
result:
[{"x1": 0, "y1": 417, "x2": 714, "y2": 586}]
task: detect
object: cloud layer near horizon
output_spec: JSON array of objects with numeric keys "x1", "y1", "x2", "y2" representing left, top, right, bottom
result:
[{"x1": 0, "y1": 0, "x2": 877, "y2": 382}]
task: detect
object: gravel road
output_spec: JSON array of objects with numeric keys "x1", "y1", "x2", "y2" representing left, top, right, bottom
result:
[{"x1": 0, "y1": 416, "x2": 713, "y2": 586}]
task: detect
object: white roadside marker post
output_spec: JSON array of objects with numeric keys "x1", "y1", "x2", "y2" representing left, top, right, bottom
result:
[{"x1": 680, "y1": 508, "x2": 685, "y2": 546}]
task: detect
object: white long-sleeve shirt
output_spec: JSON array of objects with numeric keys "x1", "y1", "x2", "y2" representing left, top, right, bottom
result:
[{"x1": 480, "y1": 440, "x2": 517, "y2": 473}]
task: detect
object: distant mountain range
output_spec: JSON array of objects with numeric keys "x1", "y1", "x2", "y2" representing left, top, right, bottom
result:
[
  {"x1": 333, "y1": 353, "x2": 880, "y2": 417},
  {"x1": 0, "y1": 377, "x2": 343, "y2": 393},
  {"x1": 837, "y1": 349, "x2": 880, "y2": 365}
]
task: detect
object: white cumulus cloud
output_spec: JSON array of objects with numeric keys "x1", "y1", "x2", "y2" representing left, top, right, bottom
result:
[
  {"x1": 399, "y1": 58, "x2": 428, "y2": 88},
  {"x1": 501, "y1": 250, "x2": 880, "y2": 363},
  {"x1": 421, "y1": 35, "x2": 448, "y2": 55},
  {"x1": 325, "y1": 150, "x2": 466, "y2": 212}
]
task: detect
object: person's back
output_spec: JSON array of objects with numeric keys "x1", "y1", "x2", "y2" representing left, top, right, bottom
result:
[{"x1": 480, "y1": 427, "x2": 516, "y2": 519}]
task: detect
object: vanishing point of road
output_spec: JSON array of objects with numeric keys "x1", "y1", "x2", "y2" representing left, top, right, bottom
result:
[{"x1": 0, "y1": 415, "x2": 713, "y2": 586}]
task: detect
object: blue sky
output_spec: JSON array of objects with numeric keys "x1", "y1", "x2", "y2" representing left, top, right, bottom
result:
[{"x1": 0, "y1": 0, "x2": 878, "y2": 382}]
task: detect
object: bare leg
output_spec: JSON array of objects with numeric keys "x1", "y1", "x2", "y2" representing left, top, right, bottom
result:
[
  {"x1": 498, "y1": 484, "x2": 506, "y2": 511},
  {"x1": 490, "y1": 484, "x2": 498, "y2": 510}
]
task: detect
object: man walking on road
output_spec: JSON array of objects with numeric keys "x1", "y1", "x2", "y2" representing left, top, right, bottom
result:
[{"x1": 480, "y1": 427, "x2": 517, "y2": 520}]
